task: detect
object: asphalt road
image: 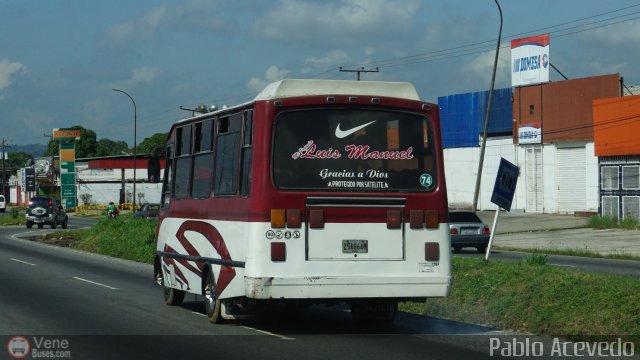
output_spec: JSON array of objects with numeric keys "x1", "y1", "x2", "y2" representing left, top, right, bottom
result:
[{"x1": 1, "y1": 225, "x2": 504, "y2": 360}]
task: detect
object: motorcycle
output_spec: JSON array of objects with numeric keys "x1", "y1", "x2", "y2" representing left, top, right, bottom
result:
[{"x1": 107, "y1": 208, "x2": 119, "y2": 219}]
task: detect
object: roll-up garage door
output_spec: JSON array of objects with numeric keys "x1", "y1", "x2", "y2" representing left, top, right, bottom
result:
[
  {"x1": 525, "y1": 146, "x2": 543, "y2": 212},
  {"x1": 556, "y1": 146, "x2": 586, "y2": 213}
]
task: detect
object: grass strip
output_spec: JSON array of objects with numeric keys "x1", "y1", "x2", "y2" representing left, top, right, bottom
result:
[
  {"x1": 401, "y1": 257, "x2": 640, "y2": 341},
  {"x1": 72, "y1": 215, "x2": 157, "y2": 263},
  {"x1": 494, "y1": 245, "x2": 640, "y2": 261}
]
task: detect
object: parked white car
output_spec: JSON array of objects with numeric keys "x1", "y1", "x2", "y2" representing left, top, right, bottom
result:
[{"x1": 0, "y1": 194, "x2": 6, "y2": 212}]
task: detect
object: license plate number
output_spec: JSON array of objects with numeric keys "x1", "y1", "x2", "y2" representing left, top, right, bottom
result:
[
  {"x1": 342, "y1": 240, "x2": 368, "y2": 254},
  {"x1": 461, "y1": 228, "x2": 477, "y2": 235}
]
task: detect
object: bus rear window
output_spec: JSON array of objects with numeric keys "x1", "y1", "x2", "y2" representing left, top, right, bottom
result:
[{"x1": 273, "y1": 108, "x2": 437, "y2": 191}]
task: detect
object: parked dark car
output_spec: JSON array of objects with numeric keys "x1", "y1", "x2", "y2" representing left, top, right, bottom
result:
[
  {"x1": 449, "y1": 210, "x2": 490, "y2": 253},
  {"x1": 134, "y1": 203, "x2": 160, "y2": 219},
  {"x1": 25, "y1": 197, "x2": 68, "y2": 229}
]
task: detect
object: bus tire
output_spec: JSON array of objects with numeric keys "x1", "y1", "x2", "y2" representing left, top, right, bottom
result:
[
  {"x1": 204, "y1": 271, "x2": 222, "y2": 323},
  {"x1": 158, "y1": 268, "x2": 185, "y2": 306}
]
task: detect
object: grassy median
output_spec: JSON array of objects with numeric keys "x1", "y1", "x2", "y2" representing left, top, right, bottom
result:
[
  {"x1": 400, "y1": 257, "x2": 640, "y2": 341},
  {"x1": 28, "y1": 214, "x2": 157, "y2": 263}
]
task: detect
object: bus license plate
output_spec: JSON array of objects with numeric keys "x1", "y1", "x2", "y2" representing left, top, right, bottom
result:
[{"x1": 342, "y1": 240, "x2": 368, "y2": 254}]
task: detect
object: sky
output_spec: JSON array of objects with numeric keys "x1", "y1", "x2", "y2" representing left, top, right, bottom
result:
[{"x1": 2, "y1": 0, "x2": 640, "y2": 147}]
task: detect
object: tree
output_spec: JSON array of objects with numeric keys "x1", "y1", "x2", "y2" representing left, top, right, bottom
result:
[
  {"x1": 7, "y1": 152, "x2": 34, "y2": 168},
  {"x1": 137, "y1": 133, "x2": 167, "y2": 155},
  {"x1": 96, "y1": 139, "x2": 130, "y2": 157},
  {"x1": 73, "y1": 126, "x2": 97, "y2": 158}
]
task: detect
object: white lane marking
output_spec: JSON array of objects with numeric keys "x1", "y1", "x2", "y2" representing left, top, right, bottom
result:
[
  {"x1": 552, "y1": 264, "x2": 576, "y2": 268},
  {"x1": 73, "y1": 276, "x2": 119, "y2": 290},
  {"x1": 192, "y1": 312, "x2": 207, "y2": 317},
  {"x1": 11, "y1": 258, "x2": 36, "y2": 266},
  {"x1": 241, "y1": 326, "x2": 296, "y2": 341}
]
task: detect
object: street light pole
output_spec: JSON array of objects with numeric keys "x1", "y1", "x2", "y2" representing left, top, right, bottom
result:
[
  {"x1": 473, "y1": 0, "x2": 503, "y2": 210},
  {"x1": 112, "y1": 89, "x2": 137, "y2": 210}
]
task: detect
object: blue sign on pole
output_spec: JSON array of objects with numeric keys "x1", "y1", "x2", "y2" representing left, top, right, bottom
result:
[{"x1": 491, "y1": 158, "x2": 520, "y2": 211}]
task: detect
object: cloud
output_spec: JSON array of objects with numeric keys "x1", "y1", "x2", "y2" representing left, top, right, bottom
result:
[
  {"x1": 246, "y1": 65, "x2": 291, "y2": 93},
  {"x1": 0, "y1": 60, "x2": 27, "y2": 97},
  {"x1": 106, "y1": 5, "x2": 169, "y2": 43},
  {"x1": 131, "y1": 67, "x2": 162, "y2": 84},
  {"x1": 252, "y1": 0, "x2": 421, "y2": 44},
  {"x1": 104, "y1": 1, "x2": 226, "y2": 45},
  {"x1": 304, "y1": 50, "x2": 349, "y2": 66},
  {"x1": 585, "y1": 19, "x2": 640, "y2": 46},
  {"x1": 468, "y1": 48, "x2": 510, "y2": 75}
]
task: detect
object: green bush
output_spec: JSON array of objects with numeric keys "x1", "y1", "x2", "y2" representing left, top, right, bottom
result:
[
  {"x1": 73, "y1": 214, "x2": 157, "y2": 263},
  {"x1": 588, "y1": 215, "x2": 618, "y2": 229},
  {"x1": 588, "y1": 215, "x2": 639, "y2": 230},
  {"x1": 522, "y1": 252, "x2": 548, "y2": 265}
]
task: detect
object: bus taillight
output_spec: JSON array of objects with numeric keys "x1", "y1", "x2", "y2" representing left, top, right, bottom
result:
[
  {"x1": 387, "y1": 210, "x2": 401, "y2": 229},
  {"x1": 286, "y1": 209, "x2": 301, "y2": 228},
  {"x1": 271, "y1": 209, "x2": 286, "y2": 228},
  {"x1": 271, "y1": 242, "x2": 286, "y2": 262},
  {"x1": 425, "y1": 210, "x2": 439, "y2": 229},
  {"x1": 309, "y1": 209, "x2": 324, "y2": 229},
  {"x1": 425, "y1": 243, "x2": 440, "y2": 261},
  {"x1": 410, "y1": 210, "x2": 424, "y2": 229}
]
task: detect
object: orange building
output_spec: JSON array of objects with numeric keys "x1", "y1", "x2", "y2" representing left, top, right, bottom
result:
[
  {"x1": 593, "y1": 95, "x2": 640, "y2": 156},
  {"x1": 593, "y1": 95, "x2": 640, "y2": 221}
]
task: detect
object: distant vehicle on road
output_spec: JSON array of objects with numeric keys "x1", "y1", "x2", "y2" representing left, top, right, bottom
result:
[
  {"x1": 134, "y1": 203, "x2": 160, "y2": 219},
  {"x1": 25, "y1": 197, "x2": 68, "y2": 229},
  {"x1": 449, "y1": 210, "x2": 490, "y2": 253},
  {"x1": 0, "y1": 194, "x2": 5, "y2": 212}
]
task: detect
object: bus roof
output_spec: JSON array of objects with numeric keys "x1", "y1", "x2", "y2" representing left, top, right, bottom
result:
[{"x1": 253, "y1": 79, "x2": 421, "y2": 101}]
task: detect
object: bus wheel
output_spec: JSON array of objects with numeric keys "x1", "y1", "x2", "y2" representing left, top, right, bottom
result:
[
  {"x1": 204, "y1": 271, "x2": 222, "y2": 323},
  {"x1": 157, "y1": 269, "x2": 185, "y2": 306}
]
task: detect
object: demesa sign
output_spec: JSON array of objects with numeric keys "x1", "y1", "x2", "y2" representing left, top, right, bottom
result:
[
  {"x1": 53, "y1": 128, "x2": 81, "y2": 141},
  {"x1": 511, "y1": 34, "x2": 550, "y2": 87}
]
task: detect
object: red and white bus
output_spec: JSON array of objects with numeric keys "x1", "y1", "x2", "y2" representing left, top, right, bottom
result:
[{"x1": 154, "y1": 79, "x2": 451, "y2": 323}]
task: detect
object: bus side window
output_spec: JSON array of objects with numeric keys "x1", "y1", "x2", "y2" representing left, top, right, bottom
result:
[
  {"x1": 214, "y1": 113, "x2": 242, "y2": 195},
  {"x1": 162, "y1": 144, "x2": 174, "y2": 208},
  {"x1": 240, "y1": 109, "x2": 253, "y2": 197},
  {"x1": 191, "y1": 119, "x2": 215, "y2": 198},
  {"x1": 174, "y1": 125, "x2": 192, "y2": 199}
]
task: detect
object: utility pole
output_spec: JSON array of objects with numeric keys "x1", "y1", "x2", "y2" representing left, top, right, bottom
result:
[
  {"x1": 339, "y1": 66, "x2": 379, "y2": 81},
  {"x1": 112, "y1": 89, "x2": 137, "y2": 210},
  {"x1": 44, "y1": 133, "x2": 55, "y2": 197},
  {"x1": 473, "y1": 0, "x2": 502, "y2": 211},
  {"x1": 0, "y1": 138, "x2": 14, "y2": 198},
  {"x1": 0, "y1": 138, "x2": 8, "y2": 197}
]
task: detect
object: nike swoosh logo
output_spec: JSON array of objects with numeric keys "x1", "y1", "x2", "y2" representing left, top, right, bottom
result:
[{"x1": 335, "y1": 121, "x2": 376, "y2": 138}]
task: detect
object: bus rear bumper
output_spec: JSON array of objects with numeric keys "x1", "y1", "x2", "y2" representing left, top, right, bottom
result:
[{"x1": 244, "y1": 275, "x2": 451, "y2": 300}]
